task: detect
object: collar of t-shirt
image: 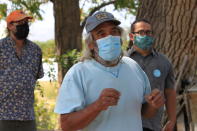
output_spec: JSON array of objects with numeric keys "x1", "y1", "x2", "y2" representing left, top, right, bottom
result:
[{"x1": 92, "y1": 59, "x2": 122, "y2": 78}]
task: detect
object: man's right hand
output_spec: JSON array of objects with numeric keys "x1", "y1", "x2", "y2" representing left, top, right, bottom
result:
[
  {"x1": 145, "y1": 89, "x2": 165, "y2": 109},
  {"x1": 60, "y1": 88, "x2": 120, "y2": 131},
  {"x1": 95, "y1": 88, "x2": 121, "y2": 111}
]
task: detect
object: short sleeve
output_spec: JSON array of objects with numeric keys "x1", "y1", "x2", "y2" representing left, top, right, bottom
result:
[
  {"x1": 165, "y1": 64, "x2": 175, "y2": 89},
  {"x1": 37, "y1": 52, "x2": 44, "y2": 79},
  {"x1": 135, "y1": 63, "x2": 151, "y2": 104},
  {"x1": 34, "y1": 44, "x2": 44, "y2": 79},
  {"x1": 142, "y1": 71, "x2": 151, "y2": 103},
  {"x1": 122, "y1": 56, "x2": 151, "y2": 104},
  {"x1": 54, "y1": 66, "x2": 85, "y2": 114}
]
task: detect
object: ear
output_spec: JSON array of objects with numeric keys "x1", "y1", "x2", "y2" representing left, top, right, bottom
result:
[
  {"x1": 129, "y1": 33, "x2": 134, "y2": 41},
  {"x1": 7, "y1": 23, "x2": 15, "y2": 32},
  {"x1": 88, "y1": 43, "x2": 94, "y2": 50}
]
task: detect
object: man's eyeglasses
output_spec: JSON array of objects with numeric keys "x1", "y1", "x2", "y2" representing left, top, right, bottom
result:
[{"x1": 132, "y1": 30, "x2": 153, "y2": 36}]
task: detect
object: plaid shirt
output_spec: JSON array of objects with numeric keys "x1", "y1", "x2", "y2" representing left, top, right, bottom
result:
[{"x1": 0, "y1": 37, "x2": 44, "y2": 120}]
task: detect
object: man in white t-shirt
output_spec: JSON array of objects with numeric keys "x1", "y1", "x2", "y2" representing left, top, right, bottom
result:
[{"x1": 54, "y1": 11, "x2": 165, "y2": 131}]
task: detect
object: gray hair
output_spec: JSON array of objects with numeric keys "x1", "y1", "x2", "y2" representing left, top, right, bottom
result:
[
  {"x1": 80, "y1": 26, "x2": 124, "y2": 61},
  {"x1": 80, "y1": 33, "x2": 94, "y2": 61}
]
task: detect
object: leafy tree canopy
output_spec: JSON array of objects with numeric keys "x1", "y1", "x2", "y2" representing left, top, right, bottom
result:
[{"x1": 0, "y1": 0, "x2": 138, "y2": 22}]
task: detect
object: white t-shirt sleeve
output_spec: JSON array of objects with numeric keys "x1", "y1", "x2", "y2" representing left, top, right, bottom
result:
[
  {"x1": 122, "y1": 56, "x2": 151, "y2": 104},
  {"x1": 54, "y1": 64, "x2": 85, "y2": 114},
  {"x1": 142, "y1": 70, "x2": 151, "y2": 103},
  {"x1": 135, "y1": 63, "x2": 151, "y2": 104}
]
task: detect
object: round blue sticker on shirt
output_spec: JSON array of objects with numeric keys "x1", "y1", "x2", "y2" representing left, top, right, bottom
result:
[{"x1": 153, "y1": 69, "x2": 161, "y2": 77}]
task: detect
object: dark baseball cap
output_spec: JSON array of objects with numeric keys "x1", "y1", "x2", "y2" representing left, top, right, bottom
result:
[{"x1": 85, "y1": 11, "x2": 121, "y2": 33}]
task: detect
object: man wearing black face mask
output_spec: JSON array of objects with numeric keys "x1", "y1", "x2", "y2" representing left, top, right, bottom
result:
[
  {"x1": 0, "y1": 10, "x2": 44, "y2": 131},
  {"x1": 13, "y1": 21, "x2": 29, "y2": 40},
  {"x1": 127, "y1": 19, "x2": 176, "y2": 131}
]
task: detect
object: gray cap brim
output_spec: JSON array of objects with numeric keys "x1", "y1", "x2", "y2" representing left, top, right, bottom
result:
[
  {"x1": 86, "y1": 19, "x2": 120, "y2": 33},
  {"x1": 85, "y1": 11, "x2": 121, "y2": 33}
]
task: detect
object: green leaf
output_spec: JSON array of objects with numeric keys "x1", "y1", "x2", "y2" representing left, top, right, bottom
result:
[
  {"x1": 0, "y1": 4, "x2": 7, "y2": 19},
  {"x1": 6, "y1": 0, "x2": 49, "y2": 21}
]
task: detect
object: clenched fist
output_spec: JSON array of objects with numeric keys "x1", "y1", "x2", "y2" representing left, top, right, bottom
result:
[
  {"x1": 145, "y1": 89, "x2": 165, "y2": 109},
  {"x1": 95, "y1": 88, "x2": 121, "y2": 111}
]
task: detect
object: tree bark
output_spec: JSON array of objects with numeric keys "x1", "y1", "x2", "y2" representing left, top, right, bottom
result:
[
  {"x1": 136, "y1": 0, "x2": 197, "y2": 82},
  {"x1": 53, "y1": 0, "x2": 82, "y2": 84}
]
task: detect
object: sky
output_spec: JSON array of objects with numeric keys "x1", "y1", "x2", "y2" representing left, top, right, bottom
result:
[{"x1": 0, "y1": 1, "x2": 136, "y2": 42}]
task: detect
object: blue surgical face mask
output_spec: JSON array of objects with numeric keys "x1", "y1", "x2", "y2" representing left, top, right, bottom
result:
[
  {"x1": 134, "y1": 35, "x2": 154, "y2": 50},
  {"x1": 96, "y1": 35, "x2": 121, "y2": 61}
]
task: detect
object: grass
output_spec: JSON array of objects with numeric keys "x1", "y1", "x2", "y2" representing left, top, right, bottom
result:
[
  {"x1": 38, "y1": 81, "x2": 59, "y2": 100},
  {"x1": 34, "y1": 81, "x2": 60, "y2": 130}
]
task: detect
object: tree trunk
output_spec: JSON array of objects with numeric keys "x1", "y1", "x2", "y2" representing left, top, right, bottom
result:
[
  {"x1": 136, "y1": 0, "x2": 197, "y2": 82},
  {"x1": 53, "y1": 0, "x2": 82, "y2": 84}
]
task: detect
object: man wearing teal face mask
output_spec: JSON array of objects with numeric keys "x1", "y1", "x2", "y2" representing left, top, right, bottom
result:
[
  {"x1": 54, "y1": 12, "x2": 165, "y2": 131},
  {"x1": 128, "y1": 19, "x2": 176, "y2": 131}
]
